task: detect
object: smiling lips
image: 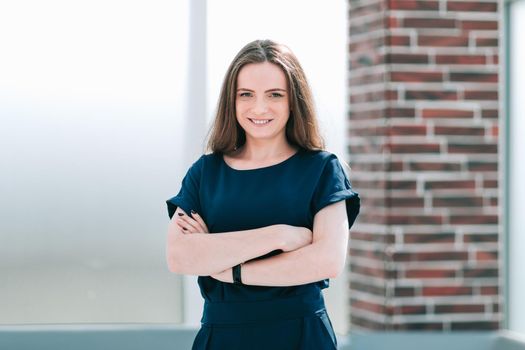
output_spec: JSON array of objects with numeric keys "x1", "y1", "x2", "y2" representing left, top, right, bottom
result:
[{"x1": 249, "y1": 118, "x2": 273, "y2": 125}]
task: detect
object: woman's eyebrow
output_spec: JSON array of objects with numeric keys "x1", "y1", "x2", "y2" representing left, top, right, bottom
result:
[{"x1": 236, "y1": 88, "x2": 287, "y2": 92}]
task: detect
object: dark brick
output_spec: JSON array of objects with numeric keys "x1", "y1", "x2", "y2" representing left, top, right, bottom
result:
[
  {"x1": 385, "y1": 53, "x2": 429, "y2": 64},
  {"x1": 424, "y1": 180, "x2": 476, "y2": 190},
  {"x1": 389, "y1": 143, "x2": 441, "y2": 153},
  {"x1": 386, "y1": 107, "x2": 416, "y2": 118},
  {"x1": 404, "y1": 232, "x2": 456, "y2": 244},
  {"x1": 390, "y1": 124, "x2": 427, "y2": 135},
  {"x1": 351, "y1": 231, "x2": 389, "y2": 243},
  {"x1": 393, "y1": 251, "x2": 468, "y2": 262},
  {"x1": 434, "y1": 126, "x2": 484, "y2": 136},
  {"x1": 451, "y1": 321, "x2": 500, "y2": 331},
  {"x1": 386, "y1": 215, "x2": 443, "y2": 225},
  {"x1": 482, "y1": 109, "x2": 499, "y2": 118},
  {"x1": 433, "y1": 196, "x2": 484, "y2": 207},
  {"x1": 414, "y1": 251, "x2": 468, "y2": 261},
  {"x1": 405, "y1": 268, "x2": 456, "y2": 279},
  {"x1": 395, "y1": 286, "x2": 416, "y2": 297},
  {"x1": 450, "y1": 215, "x2": 498, "y2": 225},
  {"x1": 391, "y1": 71, "x2": 443, "y2": 82},
  {"x1": 463, "y1": 233, "x2": 498, "y2": 243},
  {"x1": 406, "y1": 90, "x2": 458, "y2": 100},
  {"x1": 476, "y1": 37, "x2": 499, "y2": 47},
  {"x1": 387, "y1": 196, "x2": 425, "y2": 207},
  {"x1": 403, "y1": 17, "x2": 456, "y2": 28},
  {"x1": 389, "y1": 1, "x2": 439, "y2": 11},
  {"x1": 423, "y1": 286, "x2": 472, "y2": 296},
  {"x1": 435, "y1": 304, "x2": 485, "y2": 314},
  {"x1": 447, "y1": 2, "x2": 498, "y2": 12},
  {"x1": 387, "y1": 180, "x2": 417, "y2": 190},
  {"x1": 448, "y1": 143, "x2": 498, "y2": 154},
  {"x1": 463, "y1": 267, "x2": 498, "y2": 278},
  {"x1": 393, "y1": 322, "x2": 444, "y2": 331},
  {"x1": 386, "y1": 35, "x2": 411, "y2": 46},
  {"x1": 467, "y1": 161, "x2": 498, "y2": 171},
  {"x1": 436, "y1": 54, "x2": 486, "y2": 64},
  {"x1": 409, "y1": 161, "x2": 461, "y2": 171},
  {"x1": 450, "y1": 72, "x2": 498, "y2": 83}
]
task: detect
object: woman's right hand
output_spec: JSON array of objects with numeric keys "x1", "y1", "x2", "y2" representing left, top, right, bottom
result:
[{"x1": 278, "y1": 224, "x2": 313, "y2": 252}]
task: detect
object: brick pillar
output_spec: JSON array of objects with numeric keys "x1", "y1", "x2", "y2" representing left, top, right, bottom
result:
[{"x1": 347, "y1": 0, "x2": 501, "y2": 330}]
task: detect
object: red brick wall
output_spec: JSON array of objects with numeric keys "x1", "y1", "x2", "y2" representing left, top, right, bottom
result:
[{"x1": 347, "y1": 0, "x2": 501, "y2": 330}]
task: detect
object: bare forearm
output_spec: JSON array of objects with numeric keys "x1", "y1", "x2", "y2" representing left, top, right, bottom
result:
[
  {"x1": 167, "y1": 225, "x2": 284, "y2": 276},
  {"x1": 239, "y1": 241, "x2": 339, "y2": 287}
]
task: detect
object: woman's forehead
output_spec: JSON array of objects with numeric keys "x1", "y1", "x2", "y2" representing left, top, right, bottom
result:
[{"x1": 237, "y1": 62, "x2": 287, "y2": 90}]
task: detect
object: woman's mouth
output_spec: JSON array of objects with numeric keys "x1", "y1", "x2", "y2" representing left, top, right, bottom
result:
[{"x1": 249, "y1": 118, "x2": 273, "y2": 126}]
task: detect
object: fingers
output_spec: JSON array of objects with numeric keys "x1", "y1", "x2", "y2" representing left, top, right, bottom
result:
[
  {"x1": 175, "y1": 210, "x2": 209, "y2": 233},
  {"x1": 190, "y1": 210, "x2": 209, "y2": 233},
  {"x1": 176, "y1": 213, "x2": 200, "y2": 233}
]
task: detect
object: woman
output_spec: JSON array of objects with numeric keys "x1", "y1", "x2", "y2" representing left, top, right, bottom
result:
[{"x1": 166, "y1": 39, "x2": 360, "y2": 350}]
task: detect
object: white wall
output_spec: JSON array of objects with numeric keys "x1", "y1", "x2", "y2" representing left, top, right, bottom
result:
[
  {"x1": 508, "y1": 0, "x2": 525, "y2": 334},
  {"x1": 0, "y1": 0, "x2": 190, "y2": 323},
  {"x1": 0, "y1": 0, "x2": 350, "y2": 330}
]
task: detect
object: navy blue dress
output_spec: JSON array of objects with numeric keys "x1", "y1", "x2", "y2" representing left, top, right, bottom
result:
[{"x1": 166, "y1": 147, "x2": 360, "y2": 350}]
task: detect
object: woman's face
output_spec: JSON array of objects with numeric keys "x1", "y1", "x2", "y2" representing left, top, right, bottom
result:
[{"x1": 235, "y1": 61, "x2": 290, "y2": 144}]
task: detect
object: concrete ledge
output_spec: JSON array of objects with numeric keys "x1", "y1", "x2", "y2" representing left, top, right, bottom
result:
[
  {"x1": 349, "y1": 331, "x2": 498, "y2": 350},
  {"x1": 1, "y1": 325, "x2": 524, "y2": 350},
  {"x1": 0, "y1": 324, "x2": 199, "y2": 350}
]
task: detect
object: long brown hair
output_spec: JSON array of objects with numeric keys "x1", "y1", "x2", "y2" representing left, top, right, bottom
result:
[{"x1": 204, "y1": 39, "x2": 325, "y2": 155}]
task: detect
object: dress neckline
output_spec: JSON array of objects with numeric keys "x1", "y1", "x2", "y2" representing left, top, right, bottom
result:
[{"x1": 221, "y1": 148, "x2": 303, "y2": 172}]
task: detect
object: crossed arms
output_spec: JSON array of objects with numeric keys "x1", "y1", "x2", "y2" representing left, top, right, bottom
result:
[{"x1": 165, "y1": 201, "x2": 349, "y2": 287}]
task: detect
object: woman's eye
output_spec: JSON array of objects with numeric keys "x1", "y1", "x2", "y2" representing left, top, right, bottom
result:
[
  {"x1": 270, "y1": 93, "x2": 283, "y2": 98},
  {"x1": 239, "y1": 92, "x2": 251, "y2": 97}
]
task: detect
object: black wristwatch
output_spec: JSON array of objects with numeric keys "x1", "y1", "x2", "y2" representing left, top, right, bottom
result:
[{"x1": 233, "y1": 263, "x2": 243, "y2": 285}]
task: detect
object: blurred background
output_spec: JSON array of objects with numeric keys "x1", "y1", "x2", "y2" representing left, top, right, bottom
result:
[{"x1": 0, "y1": 0, "x2": 523, "y2": 348}]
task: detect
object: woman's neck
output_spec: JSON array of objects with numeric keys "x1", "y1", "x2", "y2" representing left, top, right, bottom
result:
[{"x1": 233, "y1": 140, "x2": 298, "y2": 162}]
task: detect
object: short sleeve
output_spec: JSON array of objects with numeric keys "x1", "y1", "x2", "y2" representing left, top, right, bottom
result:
[
  {"x1": 311, "y1": 154, "x2": 360, "y2": 228},
  {"x1": 166, "y1": 155, "x2": 204, "y2": 220}
]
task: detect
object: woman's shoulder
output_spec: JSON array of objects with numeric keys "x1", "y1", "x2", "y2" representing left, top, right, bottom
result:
[
  {"x1": 184, "y1": 153, "x2": 215, "y2": 173},
  {"x1": 193, "y1": 152, "x2": 222, "y2": 169},
  {"x1": 302, "y1": 149, "x2": 351, "y2": 178},
  {"x1": 302, "y1": 149, "x2": 339, "y2": 163}
]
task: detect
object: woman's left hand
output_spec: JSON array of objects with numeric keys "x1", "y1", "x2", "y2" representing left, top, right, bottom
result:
[
  {"x1": 175, "y1": 210, "x2": 209, "y2": 234},
  {"x1": 175, "y1": 211, "x2": 233, "y2": 282}
]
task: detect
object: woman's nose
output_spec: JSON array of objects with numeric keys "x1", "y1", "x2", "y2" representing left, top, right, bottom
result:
[{"x1": 252, "y1": 97, "x2": 269, "y2": 114}]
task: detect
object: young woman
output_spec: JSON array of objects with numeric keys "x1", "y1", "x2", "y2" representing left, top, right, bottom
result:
[{"x1": 166, "y1": 39, "x2": 360, "y2": 350}]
